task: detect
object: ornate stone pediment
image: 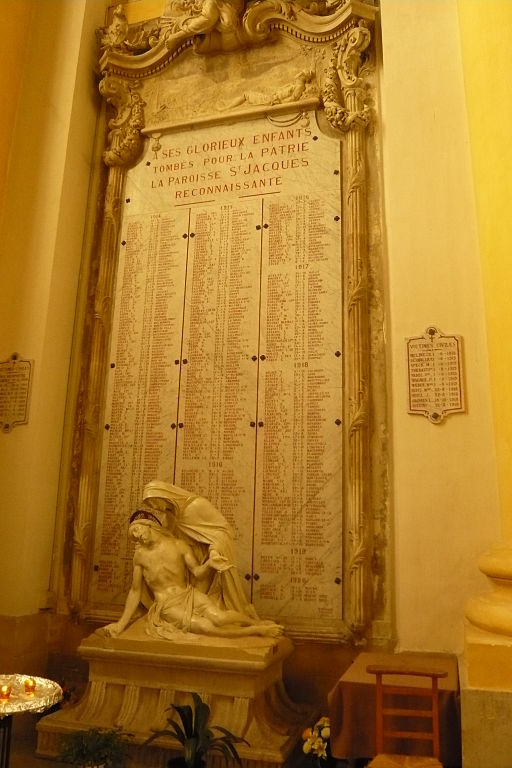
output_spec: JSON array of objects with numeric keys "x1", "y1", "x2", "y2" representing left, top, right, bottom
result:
[{"x1": 99, "y1": 0, "x2": 376, "y2": 76}]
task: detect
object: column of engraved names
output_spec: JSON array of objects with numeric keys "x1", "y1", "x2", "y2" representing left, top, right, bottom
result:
[
  {"x1": 220, "y1": 204, "x2": 260, "y2": 564},
  {"x1": 177, "y1": 209, "x2": 217, "y2": 496},
  {"x1": 176, "y1": 203, "x2": 259, "y2": 558},
  {"x1": 432, "y1": 340, "x2": 462, "y2": 409},
  {"x1": 95, "y1": 216, "x2": 149, "y2": 601},
  {"x1": 408, "y1": 342, "x2": 435, "y2": 411},
  {"x1": 94, "y1": 213, "x2": 185, "y2": 603},
  {"x1": 141, "y1": 214, "x2": 187, "y2": 482},
  {"x1": 259, "y1": 197, "x2": 295, "y2": 569},
  {"x1": 254, "y1": 193, "x2": 343, "y2": 624},
  {"x1": 255, "y1": 197, "x2": 303, "y2": 614},
  {"x1": 304, "y1": 196, "x2": 343, "y2": 622},
  {"x1": 291, "y1": 195, "x2": 309, "y2": 609}
]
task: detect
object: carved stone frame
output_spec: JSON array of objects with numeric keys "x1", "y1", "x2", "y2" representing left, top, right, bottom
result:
[{"x1": 62, "y1": 0, "x2": 387, "y2": 643}]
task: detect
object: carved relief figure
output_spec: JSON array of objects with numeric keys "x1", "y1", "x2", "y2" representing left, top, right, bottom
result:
[
  {"x1": 158, "y1": 0, "x2": 245, "y2": 52},
  {"x1": 100, "y1": 4, "x2": 154, "y2": 54},
  {"x1": 219, "y1": 69, "x2": 315, "y2": 110},
  {"x1": 102, "y1": 482, "x2": 281, "y2": 639}
]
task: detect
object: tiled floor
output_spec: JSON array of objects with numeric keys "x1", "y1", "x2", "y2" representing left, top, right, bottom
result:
[
  {"x1": 10, "y1": 723, "x2": 68, "y2": 768},
  {"x1": 10, "y1": 743, "x2": 67, "y2": 768}
]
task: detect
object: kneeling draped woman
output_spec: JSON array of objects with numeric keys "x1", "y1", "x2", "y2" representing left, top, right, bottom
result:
[{"x1": 102, "y1": 482, "x2": 282, "y2": 640}]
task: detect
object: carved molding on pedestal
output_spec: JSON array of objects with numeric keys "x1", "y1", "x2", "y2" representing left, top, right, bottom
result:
[
  {"x1": 465, "y1": 545, "x2": 512, "y2": 637},
  {"x1": 64, "y1": 0, "x2": 386, "y2": 641},
  {"x1": 37, "y1": 631, "x2": 310, "y2": 768}
]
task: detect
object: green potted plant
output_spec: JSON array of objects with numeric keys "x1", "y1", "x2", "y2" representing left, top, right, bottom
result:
[
  {"x1": 59, "y1": 726, "x2": 130, "y2": 767},
  {"x1": 146, "y1": 692, "x2": 248, "y2": 767}
]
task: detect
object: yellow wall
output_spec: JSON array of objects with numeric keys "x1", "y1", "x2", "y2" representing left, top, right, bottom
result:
[
  {"x1": 457, "y1": 0, "x2": 512, "y2": 542},
  {"x1": 379, "y1": 0, "x2": 500, "y2": 651},
  {"x1": 0, "y1": 2, "x2": 34, "y2": 218},
  {"x1": 0, "y1": 0, "x2": 107, "y2": 619}
]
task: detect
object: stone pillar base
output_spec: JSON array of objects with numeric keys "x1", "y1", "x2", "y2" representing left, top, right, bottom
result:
[
  {"x1": 461, "y1": 621, "x2": 512, "y2": 768},
  {"x1": 36, "y1": 621, "x2": 312, "y2": 768}
]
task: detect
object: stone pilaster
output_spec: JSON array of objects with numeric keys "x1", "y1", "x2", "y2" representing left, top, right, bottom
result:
[{"x1": 462, "y1": 544, "x2": 512, "y2": 767}]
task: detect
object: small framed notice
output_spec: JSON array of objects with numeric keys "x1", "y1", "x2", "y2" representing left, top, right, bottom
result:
[
  {"x1": 406, "y1": 327, "x2": 465, "y2": 423},
  {"x1": 0, "y1": 354, "x2": 34, "y2": 433}
]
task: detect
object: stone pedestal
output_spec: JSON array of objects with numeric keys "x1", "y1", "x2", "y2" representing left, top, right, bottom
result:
[
  {"x1": 36, "y1": 621, "x2": 311, "y2": 768},
  {"x1": 461, "y1": 622, "x2": 512, "y2": 768},
  {"x1": 461, "y1": 545, "x2": 512, "y2": 767}
]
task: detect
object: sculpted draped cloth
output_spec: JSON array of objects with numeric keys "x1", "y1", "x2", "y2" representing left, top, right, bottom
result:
[
  {"x1": 146, "y1": 585, "x2": 207, "y2": 638},
  {"x1": 143, "y1": 481, "x2": 259, "y2": 621}
]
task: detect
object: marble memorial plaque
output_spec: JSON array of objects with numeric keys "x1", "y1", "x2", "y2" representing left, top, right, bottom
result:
[
  {"x1": 91, "y1": 111, "x2": 344, "y2": 635},
  {"x1": 0, "y1": 355, "x2": 33, "y2": 433},
  {"x1": 406, "y1": 326, "x2": 465, "y2": 423}
]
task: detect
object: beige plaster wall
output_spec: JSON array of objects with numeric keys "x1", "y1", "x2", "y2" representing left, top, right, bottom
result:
[
  {"x1": 0, "y1": 0, "x2": 107, "y2": 619},
  {"x1": 457, "y1": 0, "x2": 512, "y2": 542},
  {"x1": 0, "y1": 1, "x2": 34, "y2": 217},
  {"x1": 379, "y1": 0, "x2": 500, "y2": 651}
]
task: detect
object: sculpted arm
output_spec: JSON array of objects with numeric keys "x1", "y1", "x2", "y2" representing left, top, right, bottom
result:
[
  {"x1": 180, "y1": 540, "x2": 216, "y2": 580},
  {"x1": 102, "y1": 563, "x2": 144, "y2": 638}
]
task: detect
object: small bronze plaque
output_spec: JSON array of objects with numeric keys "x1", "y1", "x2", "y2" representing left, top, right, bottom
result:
[
  {"x1": 406, "y1": 327, "x2": 465, "y2": 423},
  {"x1": 0, "y1": 354, "x2": 34, "y2": 433}
]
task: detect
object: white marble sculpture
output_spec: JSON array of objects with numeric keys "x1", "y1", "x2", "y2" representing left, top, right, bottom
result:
[
  {"x1": 219, "y1": 69, "x2": 315, "y2": 110},
  {"x1": 103, "y1": 481, "x2": 282, "y2": 640},
  {"x1": 159, "y1": 0, "x2": 245, "y2": 52}
]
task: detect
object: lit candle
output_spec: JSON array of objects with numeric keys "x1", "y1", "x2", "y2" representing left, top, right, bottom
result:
[
  {"x1": 0, "y1": 685, "x2": 11, "y2": 700},
  {"x1": 24, "y1": 677, "x2": 36, "y2": 694}
]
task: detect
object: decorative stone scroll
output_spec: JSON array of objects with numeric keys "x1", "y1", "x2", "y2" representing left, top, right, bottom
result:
[
  {"x1": 64, "y1": 0, "x2": 385, "y2": 642},
  {"x1": 406, "y1": 326, "x2": 465, "y2": 423}
]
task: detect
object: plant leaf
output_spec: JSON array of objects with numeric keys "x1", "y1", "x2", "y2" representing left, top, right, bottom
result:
[
  {"x1": 209, "y1": 741, "x2": 243, "y2": 767},
  {"x1": 166, "y1": 719, "x2": 188, "y2": 746},
  {"x1": 213, "y1": 726, "x2": 249, "y2": 745},
  {"x1": 171, "y1": 703, "x2": 194, "y2": 738},
  {"x1": 183, "y1": 736, "x2": 198, "y2": 764},
  {"x1": 193, "y1": 697, "x2": 211, "y2": 738}
]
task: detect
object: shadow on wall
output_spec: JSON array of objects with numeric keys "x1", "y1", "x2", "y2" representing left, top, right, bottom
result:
[{"x1": 283, "y1": 641, "x2": 358, "y2": 707}]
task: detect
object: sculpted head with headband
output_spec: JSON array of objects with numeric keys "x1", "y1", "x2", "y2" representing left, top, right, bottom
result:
[
  {"x1": 142, "y1": 480, "x2": 196, "y2": 515},
  {"x1": 127, "y1": 498, "x2": 175, "y2": 538},
  {"x1": 129, "y1": 507, "x2": 165, "y2": 527}
]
